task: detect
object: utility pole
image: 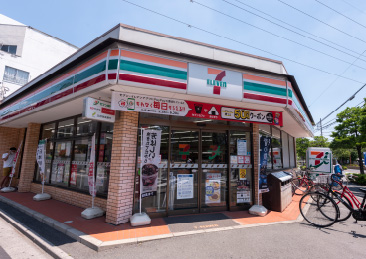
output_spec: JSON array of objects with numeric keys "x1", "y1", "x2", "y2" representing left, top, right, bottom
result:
[{"x1": 320, "y1": 118, "x2": 323, "y2": 137}]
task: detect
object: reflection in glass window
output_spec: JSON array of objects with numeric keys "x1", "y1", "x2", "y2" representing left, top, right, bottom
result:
[
  {"x1": 76, "y1": 118, "x2": 97, "y2": 136},
  {"x1": 51, "y1": 141, "x2": 72, "y2": 187},
  {"x1": 57, "y1": 119, "x2": 74, "y2": 138},
  {"x1": 42, "y1": 123, "x2": 55, "y2": 139},
  {"x1": 271, "y1": 127, "x2": 282, "y2": 169}
]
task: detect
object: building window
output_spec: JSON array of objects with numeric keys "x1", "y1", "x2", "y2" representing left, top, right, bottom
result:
[
  {"x1": 3, "y1": 66, "x2": 29, "y2": 85},
  {"x1": 35, "y1": 115, "x2": 112, "y2": 196},
  {"x1": 1, "y1": 45, "x2": 17, "y2": 54}
]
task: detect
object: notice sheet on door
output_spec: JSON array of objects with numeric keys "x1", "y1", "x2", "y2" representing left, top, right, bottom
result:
[{"x1": 177, "y1": 174, "x2": 194, "y2": 199}]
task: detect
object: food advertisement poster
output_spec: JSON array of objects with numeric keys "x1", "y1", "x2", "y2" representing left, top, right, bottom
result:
[
  {"x1": 141, "y1": 129, "x2": 162, "y2": 198},
  {"x1": 244, "y1": 156, "x2": 251, "y2": 164},
  {"x1": 259, "y1": 136, "x2": 272, "y2": 193},
  {"x1": 238, "y1": 156, "x2": 245, "y2": 164},
  {"x1": 205, "y1": 173, "x2": 221, "y2": 204},
  {"x1": 230, "y1": 155, "x2": 238, "y2": 164},
  {"x1": 177, "y1": 174, "x2": 194, "y2": 199},
  {"x1": 111, "y1": 92, "x2": 283, "y2": 126},
  {"x1": 70, "y1": 164, "x2": 77, "y2": 185}
]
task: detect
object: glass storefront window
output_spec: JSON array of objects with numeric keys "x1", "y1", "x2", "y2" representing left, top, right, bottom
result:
[
  {"x1": 230, "y1": 131, "x2": 252, "y2": 206},
  {"x1": 271, "y1": 127, "x2": 282, "y2": 169},
  {"x1": 96, "y1": 122, "x2": 114, "y2": 195},
  {"x1": 70, "y1": 138, "x2": 91, "y2": 191},
  {"x1": 51, "y1": 141, "x2": 72, "y2": 187},
  {"x1": 57, "y1": 119, "x2": 74, "y2": 138},
  {"x1": 76, "y1": 118, "x2": 97, "y2": 136},
  {"x1": 259, "y1": 124, "x2": 272, "y2": 170},
  {"x1": 134, "y1": 125, "x2": 169, "y2": 214},
  {"x1": 42, "y1": 123, "x2": 55, "y2": 139}
]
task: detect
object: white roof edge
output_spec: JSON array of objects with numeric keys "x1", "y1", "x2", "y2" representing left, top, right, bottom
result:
[{"x1": 2, "y1": 23, "x2": 289, "y2": 104}]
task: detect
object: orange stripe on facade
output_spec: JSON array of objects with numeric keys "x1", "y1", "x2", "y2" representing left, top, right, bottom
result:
[
  {"x1": 120, "y1": 50, "x2": 187, "y2": 69},
  {"x1": 243, "y1": 74, "x2": 286, "y2": 87},
  {"x1": 207, "y1": 68, "x2": 223, "y2": 75},
  {"x1": 110, "y1": 49, "x2": 119, "y2": 57},
  {"x1": 74, "y1": 51, "x2": 108, "y2": 73},
  {"x1": 311, "y1": 151, "x2": 322, "y2": 156}
]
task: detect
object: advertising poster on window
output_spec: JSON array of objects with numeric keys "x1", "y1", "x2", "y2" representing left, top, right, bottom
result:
[
  {"x1": 205, "y1": 173, "x2": 221, "y2": 204},
  {"x1": 237, "y1": 139, "x2": 247, "y2": 155},
  {"x1": 259, "y1": 136, "x2": 272, "y2": 193},
  {"x1": 237, "y1": 180, "x2": 251, "y2": 203},
  {"x1": 111, "y1": 92, "x2": 283, "y2": 126},
  {"x1": 56, "y1": 163, "x2": 64, "y2": 183},
  {"x1": 177, "y1": 174, "x2": 194, "y2": 199},
  {"x1": 70, "y1": 163, "x2": 77, "y2": 185},
  {"x1": 141, "y1": 129, "x2": 162, "y2": 198},
  {"x1": 239, "y1": 169, "x2": 247, "y2": 180}
]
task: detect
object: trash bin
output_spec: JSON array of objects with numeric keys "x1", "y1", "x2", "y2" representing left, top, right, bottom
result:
[{"x1": 262, "y1": 171, "x2": 292, "y2": 212}]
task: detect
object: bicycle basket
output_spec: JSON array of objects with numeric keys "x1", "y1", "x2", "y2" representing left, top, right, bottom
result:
[{"x1": 313, "y1": 174, "x2": 331, "y2": 184}]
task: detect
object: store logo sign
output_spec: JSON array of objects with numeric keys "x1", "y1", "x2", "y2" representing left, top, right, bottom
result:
[
  {"x1": 179, "y1": 144, "x2": 190, "y2": 160},
  {"x1": 207, "y1": 68, "x2": 227, "y2": 95}
]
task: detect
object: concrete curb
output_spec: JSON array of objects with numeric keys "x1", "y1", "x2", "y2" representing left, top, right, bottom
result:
[
  {"x1": 0, "y1": 207, "x2": 73, "y2": 259},
  {"x1": 0, "y1": 195, "x2": 304, "y2": 252}
]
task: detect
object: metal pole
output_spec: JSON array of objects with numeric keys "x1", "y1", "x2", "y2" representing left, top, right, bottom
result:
[
  {"x1": 139, "y1": 128, "x2": 143, "y2": 214},
  {"x1": 320, "y1": 118, "x2": 323, "y2": 137}
]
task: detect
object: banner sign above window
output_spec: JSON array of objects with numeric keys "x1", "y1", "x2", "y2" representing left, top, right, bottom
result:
[
  {"x1": 111, "y1": 92, "x2": 283, "y2": 126},
  {"x1": 83, "y1": 97, "x2": 115, "y2": 123}
]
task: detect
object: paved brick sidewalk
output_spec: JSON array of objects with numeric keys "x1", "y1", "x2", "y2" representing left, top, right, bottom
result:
[{"x1": 0, "y1": 192, "x2": 303, "y2": 250}]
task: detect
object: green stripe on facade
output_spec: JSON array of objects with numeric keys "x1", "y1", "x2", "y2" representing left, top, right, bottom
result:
[
  {"x1": 74, "y1": 61, "x2": 106, "y2": 83},
  {"x1": 108, "y1": 59, "x2": 118, "y2": 70},
  {"x1": 244, "y1": 81, "x2": 287, "y2": 97},
  {"x1": 120, "y1": 60, "x2": 187, "y2": 80},
  {"x1": 288, "y1": 89, "x2": 293, "y2": 98}
]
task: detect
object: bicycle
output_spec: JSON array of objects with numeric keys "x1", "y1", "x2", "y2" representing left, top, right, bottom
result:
[
  {"x1": 287, "y1": 168, "x2": 315, "y2": 196},
  {"x1": 299, "y1": 175, "x2": 366, "y2": 227}
]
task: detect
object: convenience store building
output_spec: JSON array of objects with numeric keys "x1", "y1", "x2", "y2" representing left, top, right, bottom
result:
[{"x1": 0, "y1": 24, "x2": 314, "y2": 225}]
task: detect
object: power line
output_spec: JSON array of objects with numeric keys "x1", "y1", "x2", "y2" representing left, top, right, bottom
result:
[
  {"x1": 315, "y1": 0, "x2": 366, "y2": 30},
  {"x1": 278, "y1": 0, "x2": 366, "y2": 45},
  {"x1": 309, "y1": 49, "x2": 366, "y2": 107},
  {"x1": 120, "y1": 0, "x2": 365, "y2": 85},
  {"x1": 192, "y1": 0, "x2": 366, "y2": 71},
  {"x1": 340, "y1": 0, "x2": 366, "y2": 16},
  {"x1": 231, "y1": 0, "x2": 365, "y2": 57}
]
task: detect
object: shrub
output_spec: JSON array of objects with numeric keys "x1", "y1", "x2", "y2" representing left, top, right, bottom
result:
[
  {"x1": 300, "y1": 165, "x2": 306, "y2": 171},
  {"x1": 354, "y1": 174, "x2": 366, "y2": 186},
  {"x1": 342, "y1": 166, "x2": 348, "y2": 170}
]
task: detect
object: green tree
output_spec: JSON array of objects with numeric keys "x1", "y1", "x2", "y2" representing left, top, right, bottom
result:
[
  {"x1": 310, "y1": 136, "x2": 330, "y2": 147},
  {"x1": 331, "y1": 106, "x2": 366, "y2": 174},
  {"x1": 296, "y1": 138, "x2": 310, "y2": 161}
]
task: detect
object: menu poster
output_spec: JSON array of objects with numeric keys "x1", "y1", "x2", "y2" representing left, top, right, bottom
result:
[
  {"x1": 230, "y1": 155, "x2": 238, "y2": 164},
  {"x1": 141, "y1": 129, "x2": 162, "y2": 198},
  {"x1": 205, "y1": 173, "x2": 221, "y2": 204},
  {"x1": 177, "y1": 174, "x2": 194, "y2": 199},
  {"x1": 237, "y1": 139, "x2": 247, "y2": 155}
]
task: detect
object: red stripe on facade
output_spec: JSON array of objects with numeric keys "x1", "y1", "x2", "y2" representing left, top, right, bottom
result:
[
  {"x1": 244, "y1": 93, "x2": 287, "y2": 104},
  {"x1": 74, "y1": 74, "x2": 106, "y2": 93},
  {"x1": 50, "y1": 88, "x2": 74, "y2": 103},
  {"x1": 119, "y1": 74, "x2": 187, "y2": 90},
  {"x1": 108, "y1": 73, "x2": 117, "y2": 80},
  {"x1": 288, "y1": 99, "x2": 292, "y2": 105}
]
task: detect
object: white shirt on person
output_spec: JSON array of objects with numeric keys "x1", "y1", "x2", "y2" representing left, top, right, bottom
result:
[{"x1": 2, "y1": 152, "x2": 15, "y2": 168}]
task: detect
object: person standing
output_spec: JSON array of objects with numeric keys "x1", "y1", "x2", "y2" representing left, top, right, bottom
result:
[{"x1": 1, "y1": 147, "x2": 17, "y2": 188}]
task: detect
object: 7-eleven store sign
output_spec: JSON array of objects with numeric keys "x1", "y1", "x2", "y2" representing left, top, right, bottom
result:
[{"x1": 306, "y1": 148, "x2": 333, "y2": 174}]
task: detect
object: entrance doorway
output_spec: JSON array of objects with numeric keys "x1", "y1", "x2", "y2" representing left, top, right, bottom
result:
[{"x1": 169, "y1": 129, "x2": 228, "y2": 215}]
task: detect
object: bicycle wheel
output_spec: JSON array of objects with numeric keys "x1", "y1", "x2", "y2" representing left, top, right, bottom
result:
[
  {"x1": 329, "y1": 191, "x2": 353, "y2": 222},
  {"x1": 293, "y1": 178, "x2": 309, "y2": 195},
  {"x1": 299, "y1": 192, "x2": 339, "y2": 227}
]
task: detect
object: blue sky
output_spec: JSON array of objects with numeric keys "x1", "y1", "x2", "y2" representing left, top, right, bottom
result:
[{"x1": 3, "y1": 0, "x2": 366, "y2": 139}]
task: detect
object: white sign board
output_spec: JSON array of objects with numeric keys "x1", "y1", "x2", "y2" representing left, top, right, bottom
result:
[
  {"x1": 188, "y1": 63, "x2": 243, "y2": 101},
  {"x1": 36, "y1": 140, "x2": 46, "y2": 176},
  {"x1": 237, "y1": 139, "x2": 247, "y2": 156},
  {"x1": 83, "y1": 97, "x2": 115, "y2": 123},
  {"x1": 177, "y1": 174, "x2": 194, "y2": 199},
  {"x1": 111, "y1": 92, "x2": 190, "y2": 116}
]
